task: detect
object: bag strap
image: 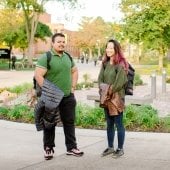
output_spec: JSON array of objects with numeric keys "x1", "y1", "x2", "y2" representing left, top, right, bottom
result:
[
  {"x1": 46, "y1": 51, "x2": 52, "y2": 70},
  {"x1": 64, "y1": 51, "x2": 72, "y2": 62},
  {"x1": 46, "y1": 51, "x2": 72, "y2": 70}
]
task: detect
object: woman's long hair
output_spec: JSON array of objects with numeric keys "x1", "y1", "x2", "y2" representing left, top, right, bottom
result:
[{"x1": 102, "y1": 39, "x2": 129, "y2": 72}]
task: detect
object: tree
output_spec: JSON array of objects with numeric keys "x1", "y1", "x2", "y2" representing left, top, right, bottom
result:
[
  {"x1": 0, "y1": 8, "x2": 52, "y2": 59},
  {"x1": 71, "y1": 16, "x2": 126, "y2": 59},
  {"x1": 35, "y1": 22, "x2": 52, "y2": 41},
  {"x1": 0, "y1": 0, "x2": 78, "y2": 66},
  {"x1": 0, "y1": 9, "x2": 23, "y2": 51},
  {"x1": 15, "y1": 22, "x2": 52, "y2": 58},
  {"x1": 121, "y1": 0, "x2": 170, "y2": 69},
  {"x1": 72, "y1": 17, "x2": 109, "y2": 58}
]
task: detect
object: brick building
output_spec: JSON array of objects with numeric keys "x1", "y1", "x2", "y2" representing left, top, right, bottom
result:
[{"x1": 34, "y1": 13, "x2": 80, "y2": 58}]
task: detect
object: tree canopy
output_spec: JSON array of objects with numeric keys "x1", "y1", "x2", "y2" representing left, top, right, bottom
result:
[
  {"x1": 72, "y1": 16, "x2": 119, "y2": 58},
  {"x1": 0, "y1": 9, "x2": 23, "y2": 50},
  {"x1": 0, "y1": 0, "x2": 78, "y2": 66},
  {"x1": 0, "y1": 8, "x2": 52, "y2": 58},
  {"x1": 121, "y1": 0, "x2": 170, "y2": 68}
]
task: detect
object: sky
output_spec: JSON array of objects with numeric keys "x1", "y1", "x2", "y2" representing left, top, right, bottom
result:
[{"x1": 45, "y1": 0, "x2": 123, "y2": 31}]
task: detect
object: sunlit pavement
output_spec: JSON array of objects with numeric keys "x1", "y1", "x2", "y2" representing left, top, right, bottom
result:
[
  {"x1": 0, "y1": 120, "x2": 170, "y2": 170},
  {"x1": 0, "y1": 62, "x2": 170, "y2": 169},
  {"x1": 0, "y1": 62, "x2": 101, "y2": 88}
]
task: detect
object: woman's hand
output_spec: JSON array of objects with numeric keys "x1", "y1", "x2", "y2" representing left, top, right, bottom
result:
[{"x1": 108, "y1": 85, "x2": 113, "y2": 97}]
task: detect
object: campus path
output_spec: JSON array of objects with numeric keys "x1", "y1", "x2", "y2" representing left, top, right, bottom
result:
[
  {"x1": 0, "y1": 62, "x2": 170, "y2": 169},
  {"x1": 0, "y1": 62, "x2": 101, "y2": 88},
  {"x1": 0, "y1": 120, "x2": 170, "y2": 170}
]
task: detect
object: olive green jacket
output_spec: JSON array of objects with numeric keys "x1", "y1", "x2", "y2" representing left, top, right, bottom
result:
[{"x1": 98, "y1": 62, "x2": 128, "y2": 98}]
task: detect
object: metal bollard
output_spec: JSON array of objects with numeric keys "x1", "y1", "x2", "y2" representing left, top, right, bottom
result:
[
  {"x1": 162, "y1": 69, "x2": 166, "y2": 93},
  {"x1": 151, "y1": 72, "x2": 156, "y2": 99}
]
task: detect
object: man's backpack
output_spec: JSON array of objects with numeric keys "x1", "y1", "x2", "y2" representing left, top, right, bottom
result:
[
  {"x1": 33, "y1": 51, "x2": 72, "y2": 97},
  {"x1": 103, "y1": 62, "x2": 135, "y2": 95}
]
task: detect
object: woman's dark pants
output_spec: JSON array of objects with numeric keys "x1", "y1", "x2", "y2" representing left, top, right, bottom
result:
[{"x1": 104, "y1": 109, "x2": 125, "y2": 149}]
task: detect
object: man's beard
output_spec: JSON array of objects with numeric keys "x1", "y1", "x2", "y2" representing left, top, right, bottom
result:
[
  {"x1": 58, "y1": 50, "x2": 64, "y2": 53},
  {"x1": 57, "y1": 49, "x2": 64, "y2": 54}
]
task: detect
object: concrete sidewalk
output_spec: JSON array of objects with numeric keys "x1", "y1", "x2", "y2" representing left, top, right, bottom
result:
[
  {"x1": 0, "y1": 120, "x2": 170, "y2": 170},
  {"x1": 0, "y1": 62, "x2": 100, "y2": 88},
  {"x1": 0, "y1": 65, "x2": 170, "y2": 169}
]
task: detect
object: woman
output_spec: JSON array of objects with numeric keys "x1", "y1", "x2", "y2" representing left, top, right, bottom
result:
[{"x1": 98, "y1": 39, "x2": 128, "y2": 158}]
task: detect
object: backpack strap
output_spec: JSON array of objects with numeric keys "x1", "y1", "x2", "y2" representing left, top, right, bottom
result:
[
  {"x1": 102, "y1": 62, "x2": 107, "y2": 70},
  {"x1": 46, "y1": 51, "x2": 52, "y2": 70},
  {"x1": 45, "y1": 51, "x2": 72, "y2": 70},
  {"x1": 64, "y1": 51, "x2": 72, "y2": 62}
]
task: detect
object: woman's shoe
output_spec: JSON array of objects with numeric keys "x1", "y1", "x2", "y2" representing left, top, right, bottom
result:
[
  {"x1": 101, "y1": 147, "x2": 114, "y2": 157},
  {"x1": 112, "y1": 148, "x2": 124, "y2": 158}
]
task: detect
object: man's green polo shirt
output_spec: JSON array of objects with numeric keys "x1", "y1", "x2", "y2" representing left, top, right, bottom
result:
[{"x1": 36, "y1": 49, "x2": 75, "y2": 96}]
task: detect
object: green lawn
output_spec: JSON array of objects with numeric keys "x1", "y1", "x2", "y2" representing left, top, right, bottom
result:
[{"x1": 134, "y1": 64, "x2": 170, "y2": 75}]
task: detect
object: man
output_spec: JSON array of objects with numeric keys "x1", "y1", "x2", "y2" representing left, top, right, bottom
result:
[
  {"x1": 11, "y1": 52, "x2": 16, "y2": 70},
  {"x1": 34, "y1": 33, "x2": 84, "y2": 160}
]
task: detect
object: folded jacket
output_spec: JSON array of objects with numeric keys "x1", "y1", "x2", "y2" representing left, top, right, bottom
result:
[{"x1": 34, "y1": 79, "x2": 64, "y2": 131}]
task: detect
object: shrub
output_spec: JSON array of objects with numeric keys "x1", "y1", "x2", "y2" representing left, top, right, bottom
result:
[
  {"x1": 124, "y1": 105, "x2": 161, "y2": 131},
  {"x1": 76, "y1": 82, "x2": 93, "y2": 90},
  {"x1": 0, "y1": 103, "x2": 170, "y2": 132},
  {"x1": 0, "y1": 107, "x2": 9, "y2": 117},
  {"x1": 76, "y1": 103, "x2": 105, "y2": 129},
  {"x1": 134, "y1": 74, "x2": 143, "y2": 86},
  {"x1": 166, "y1": 77, "x2": 170, "y2": 83},
  {"x1": 0, "y1": 105, "x2": 34, "y2": 123},
  {"x1": 123, "y1": 105, "x2": 138, "y2": 128},
  {"x1": 7, "y1": 83, "x2": 32, "y2": 94}
]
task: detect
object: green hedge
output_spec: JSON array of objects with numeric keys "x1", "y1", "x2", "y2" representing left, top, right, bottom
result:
[{"x1": 0, "y1": 104, "x2": 169, "y2": 132}]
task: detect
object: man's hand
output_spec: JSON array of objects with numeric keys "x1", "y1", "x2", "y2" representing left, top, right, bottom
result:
[
  {"x1": 71, "y1": 86, "x2": 75, "y2": 93},
  {"x1": 71, "y1": 66, "x2": 78, "y2": 94},
  {"x1": 34, "y1": 67, "x2": 47, "y2": 87}
]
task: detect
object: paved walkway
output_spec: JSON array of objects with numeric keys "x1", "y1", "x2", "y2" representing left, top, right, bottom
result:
[
  {"x1": 0, "y1": 120, "x2": 170, "y2": 170},
  {"x1": 0, "y1": 63, "x2": 170, "y2": 169},
  {"x1": 0, "y1": 62, "x2": 101, "y2": 88}
]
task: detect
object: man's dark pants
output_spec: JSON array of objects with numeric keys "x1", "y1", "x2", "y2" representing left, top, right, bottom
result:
[{"x1": 43, "y1": 93, "x2": 77, "y2": 151}]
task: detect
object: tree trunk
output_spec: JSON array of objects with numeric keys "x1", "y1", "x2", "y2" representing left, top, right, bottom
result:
[
  {"x1": 89, "y1": 48, "x2": 93, "y2": 59},
  {"x1": 136, "y1": 43, "x2": 142, "y2": 64},
  {"x1": 27, "y1": 39, "x2": 34, "y2": 67},
  {"x1": 167, "y1": 48, "x2": 170, "y2": 61},
  {"x1": 25, "y1": 12, "x2": 39, "y2": 67},
  {"x1": 158, "y1": 48, "x2": 164, "y2": 70}
]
